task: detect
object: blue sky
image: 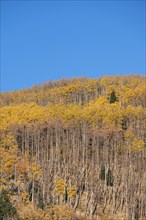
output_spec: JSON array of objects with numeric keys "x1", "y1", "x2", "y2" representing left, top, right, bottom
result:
[{"x1": 1, "y1": 0, "x2": 145, "y2": 92}]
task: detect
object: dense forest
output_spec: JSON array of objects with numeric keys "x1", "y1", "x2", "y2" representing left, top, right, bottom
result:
[{"x1": 0, "y1": 75, "x2": 146, "y2": 220}]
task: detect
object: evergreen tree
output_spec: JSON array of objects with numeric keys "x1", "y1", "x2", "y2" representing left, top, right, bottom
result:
[
  {"x1": 106, "y1": 169, "x2": 114, "y2": 186},
  {"x1": 37, "y1": 193, "x2": 45, "y2": 210},
  {"x1": 0, "y1": 190, "x2": 19, "y2": 220},
  {"x1": 99, "y1": 165, "x2": 106, "y2": 181},
  {"x1": 109, "y1": 90, "x2": 117, "y2": 103}
]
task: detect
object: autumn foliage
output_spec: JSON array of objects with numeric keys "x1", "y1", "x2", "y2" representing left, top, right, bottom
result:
[{"x1": 0, "y1": 75, "x2": 146, "y2": 220}]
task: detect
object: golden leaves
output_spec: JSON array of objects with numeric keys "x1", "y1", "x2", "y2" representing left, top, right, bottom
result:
[
  {"x1": 68, "y1": 185, "x2": 76, "y2": 198},
  {"x1": 53, "y1": 177, "x2": 67, "y2": 196},
  {"x1": 28, "y1": 162, "x2": 42, "y2": 179}
]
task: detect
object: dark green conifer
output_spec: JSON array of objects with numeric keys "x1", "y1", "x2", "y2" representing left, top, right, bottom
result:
[
  {"x1": 38, "y1": 193, "x2": 45, "y2": 210},
  {"x1": 109, "y1": 90, "x2": 117, "y2": 103},
  {"x1": 106, "y1": 169, "x2": 114, "y2": 186},
  {"x1": 0, "y1": 190, "x2": 19, "y2": 220},
  {"x1": 99, "y1": 165, "x2": 106, "y2": 181}
]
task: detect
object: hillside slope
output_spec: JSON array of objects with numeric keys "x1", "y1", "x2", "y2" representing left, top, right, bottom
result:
[{"x1": 0, "y1": 75, "x2": 146, "y2": 220}]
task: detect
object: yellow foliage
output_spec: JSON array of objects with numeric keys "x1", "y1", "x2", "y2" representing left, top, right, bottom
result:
[
  {"x1": 53, "y1": 177, "x2": 67, "y2": 196},
  {"x1": 52, "y1": 204, "x2": 74, "y2": 220},
  {"x1": 83, "y1": 96, "x2": 123, "y2": 128},
  {"x1": 0, "y1": 133, "x2": 16, "y2": 147},
  {"x1": 28, "y1": 163, "x2": 42, "y2": 178},
  {"x1": 68, "y1": 185, "x2": 76, "y2": 198},
  {"x1": 17, "y1": 203, "x2": 52, "y2": 220},
  {"x1": 0, "y1": 178, "x2": 6, "y2": 183},
  {"x1": 21, "y1": 191, "x2": 29, "y2": 203},
  {"x1": 0, "y1": 75, "x2": 145, "y2": 219},
  {"x1": 17, "y1": 203, "x2": 75, "y2": 220},
  {"x1": 131, "y1": 138, "x2": 145, "y2": 151},
  {"x1": 124, "y1": 130, "x2": 134, "y2": 139}
]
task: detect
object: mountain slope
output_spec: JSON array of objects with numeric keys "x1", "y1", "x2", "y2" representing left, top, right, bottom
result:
[{"x1": 0, "y1": 75, "x2": 146, "y2": 220}]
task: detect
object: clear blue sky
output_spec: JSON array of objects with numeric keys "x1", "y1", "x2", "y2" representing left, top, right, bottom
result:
[{"x1": 1, "y1": 0, "x2": 145, "y2": 92}]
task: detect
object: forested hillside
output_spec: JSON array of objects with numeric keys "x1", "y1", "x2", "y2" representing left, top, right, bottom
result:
[{"x1": 0, "y1": 75, "x2": 146, "y2": 220}]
